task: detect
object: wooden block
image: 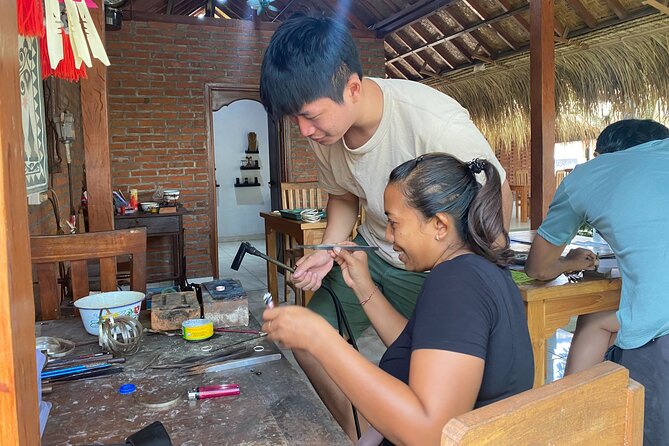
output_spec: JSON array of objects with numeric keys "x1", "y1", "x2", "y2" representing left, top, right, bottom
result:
[
  {"x1": 201, "y1": 279, "x2": 249, "y2": 328},
  {"x1": 151, "y1": 291, "x2": 200, "y2": 331},
  {"x1": 159, "y1": 206, "x2": 177, "y2": 214}
]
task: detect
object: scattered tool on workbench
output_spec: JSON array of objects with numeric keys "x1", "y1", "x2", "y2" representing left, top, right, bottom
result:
[
  {"x1": 186, "y1": 353, "x2": 282, "y2": 376},
  {"x1": 188, "y1": 384, "x2": 240, "y2": 400},
  {"x1": 151, "y1": 346, "x2": 248, "y2": 370},
  {"x1": 43, "y1": 367, "x2": 124, "y2": 384},
  {"x1": 214, "y1": 327, "x2": 264, "y2": 335}
]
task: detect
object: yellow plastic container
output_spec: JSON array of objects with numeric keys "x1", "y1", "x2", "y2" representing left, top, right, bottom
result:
[{"x1": 182, "y1": 319, "x2": 214, "y2": 341}]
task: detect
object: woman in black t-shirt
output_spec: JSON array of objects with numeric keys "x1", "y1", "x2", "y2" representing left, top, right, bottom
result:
[{"x1": 262, "y1": 153, "x2": 533, "y2": 445}]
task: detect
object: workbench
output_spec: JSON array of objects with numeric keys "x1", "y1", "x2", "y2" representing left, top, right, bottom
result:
[{"x1": 38, "y1": 316, "x2": 348, "y2": 445}]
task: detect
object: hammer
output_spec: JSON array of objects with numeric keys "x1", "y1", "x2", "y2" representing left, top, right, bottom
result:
[{"x1": 230, "y1": 241, "x2": 295, "y2": 273}]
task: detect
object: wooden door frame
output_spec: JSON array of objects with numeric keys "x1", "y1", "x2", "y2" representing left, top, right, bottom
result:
[
  {"x1": 1, "y1": 3, "x2": 40, "y2": 443},
  {"x1": 204, "y1": 83, "x2": 288, "y2": 278}
]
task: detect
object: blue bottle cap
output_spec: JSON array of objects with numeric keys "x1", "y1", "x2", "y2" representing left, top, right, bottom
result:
[{"x1": 119, "y1": 383, "x2": 136, "y2": 394}]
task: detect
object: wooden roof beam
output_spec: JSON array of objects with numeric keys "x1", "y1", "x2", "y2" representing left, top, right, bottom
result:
[
  {"x1": 418, "y1": 5, "x2": 660, "y2": 78},
  {"x1": 643, "y1": 0, "x2": 669, "y2": 16},
  {"x1": 175, "y1": 0, "x2": 205, "y2": 16},
  {"x1": 566, "y1": 0, "x2": 598, "y2": 28},
  {"x1": 270, "y1": 0, "x2": 298, "y2": 22},
  {"x1": 214, "y1": 6, "x2": 231, "y2": 19},
  {"x1": 386, "y1": 36, "x2": 428, "y2": 73},
  {"x1": 492, "y1": 0, "x2": 530, "y2": 32},
  {"x1": 370, "y1": 0, "x2": 458, "y2": 36},
  {"x1": 386, "y1": 62, "x2": 407, "y2": 80},
  {"x1": 360, "y1": 0, "x2": 388, "y2": 23},
  {"x1": 395, "y1": 30, "x2": 448, "y2": 73},
  {"x1": 322, "y1": 0, "x2": 368, "y2": 30},
  {"x1": 166, "y1": 0, "x2": 175, "y2": 15},
  {"x1": 463, "y1": 0, "x2": 519, "y2": 50},
  {"x1": 604, "y1": 0, "x2": 628, "y2": 19},
  {"x1": 411, "y1": 23, "x2": 456, "y2": 69},
  {"x1": 446, "y1": 8, "x2": 496, "y2": 56},
  {"x1": 392, "y1": 60, "x2": 418, "y2": 79},
  {"x1": 393, "y1": 31, "x2": 435, "y2": 67},
  {"x1": 385, "y1": 3, "x2": 528, "y2": 65},
  {"x1": 449, "y1": 38, "x2": 474, "y2": 60}
]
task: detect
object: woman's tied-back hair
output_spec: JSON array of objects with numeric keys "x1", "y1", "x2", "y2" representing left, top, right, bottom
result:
[
  {"x1": 389, "y1": 153, "x2": 512, "y2": 267},
  {"x1": 260, "y1": 15, "x2": 363, "y2": 120}
]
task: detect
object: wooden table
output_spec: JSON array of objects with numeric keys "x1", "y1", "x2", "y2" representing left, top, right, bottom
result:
[
  {"x1": 260, "y1": 211, "x2": 327, "y2": 307},
  {"x1": 510, "y1": 230, "x2": 621, "y2": 387},
  {"x1": 518, "y1": 275, "x2": 621, "y2": 387},
  {"x1": 115, "y1": 209, "x2": 189, "y2": 288},
  {"x1": 39, "y1": 316, "x2": 349, "y2": 445}
]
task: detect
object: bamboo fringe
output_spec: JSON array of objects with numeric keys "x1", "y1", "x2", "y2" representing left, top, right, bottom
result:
[{"x1": 426, "y1": 16, "x2": 669, "y2": 152}]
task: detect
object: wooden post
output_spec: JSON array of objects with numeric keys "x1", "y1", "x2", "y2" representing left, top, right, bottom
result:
[
  {"x1": 0, "y1": 2, "x2": 40, "y2": 443},
  {"x1": 81, "y1": 0, "x2": 114, "y2": 231},
  {"x1": 529, "y1": 0, "x2": 556, "y2": 228}
]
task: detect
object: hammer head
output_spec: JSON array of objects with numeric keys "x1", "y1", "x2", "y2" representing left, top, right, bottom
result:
[{"x1": 231, "y1": 242, "x2": 251, "y2": 271}]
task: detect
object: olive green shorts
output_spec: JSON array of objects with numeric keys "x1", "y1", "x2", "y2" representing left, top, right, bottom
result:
[{"x1": 307, "y1": 235, "x2": 427, "y2": 340}]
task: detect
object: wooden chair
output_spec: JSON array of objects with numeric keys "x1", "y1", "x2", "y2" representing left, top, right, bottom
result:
[
  {"x1": 281, "y1": 181, "x2": 326, "y2": 210},
  {"x1": 555, "y1": 169, "x2": 568, "y2": 190},
  {"x1": 280, "y1": 182, "x2": 327, "y2": 305},
  {"x1": 441, "y1": 361, "x2": 643, "y2": 445},
  {"x1": 513, "y1": 170, "x2": 530, "y2": 222},
  {"x1": 31, "y1": 228, "x2": 147, "y2": 320}
]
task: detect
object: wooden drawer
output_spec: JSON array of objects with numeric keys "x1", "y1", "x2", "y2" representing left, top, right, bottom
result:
[{"x1": 115, "y1": 216, "x2": 179, "y2": 235}]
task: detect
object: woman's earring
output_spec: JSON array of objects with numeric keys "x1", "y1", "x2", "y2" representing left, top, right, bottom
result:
[{"x1": 435, "y1": 234, "x2": 440, "y2": 241}]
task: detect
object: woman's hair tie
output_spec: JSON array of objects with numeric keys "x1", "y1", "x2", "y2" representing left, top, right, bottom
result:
[{"x1": 467, "y1": 158, "x2": 487, "y2": 175}]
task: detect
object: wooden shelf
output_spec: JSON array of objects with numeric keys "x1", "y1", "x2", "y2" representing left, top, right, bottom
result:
[
  {"x1": 244, "y1": 150, "x2": 260, "y2": 154},
  {"x1": 240, "y1": 166, "x2": 260, "y2": 170},
  {"x1": 234, "y1": 183, "x2": 261, "y2": 187}
]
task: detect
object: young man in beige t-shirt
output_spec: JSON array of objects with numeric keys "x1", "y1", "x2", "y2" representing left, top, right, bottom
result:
[{"x1": 260, "y1": 15, "x2": 512, "y2": 440}]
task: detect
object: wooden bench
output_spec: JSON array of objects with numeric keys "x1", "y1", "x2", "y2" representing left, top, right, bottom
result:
[{"x1": 442, "y1": 362, "x2": 643, "y2": 445}]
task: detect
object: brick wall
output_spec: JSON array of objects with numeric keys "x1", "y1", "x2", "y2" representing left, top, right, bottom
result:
[{"x1": 106, "y1": 18, "x2": 385, "y2": 279}]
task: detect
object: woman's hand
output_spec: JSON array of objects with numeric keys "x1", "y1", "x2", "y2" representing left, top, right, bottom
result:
[
  {"x1": 261, "y1": 306, "x2": 335, "y2": 351},
  {"x1": 331, "y1": 244, "x2": 374, "y2": 297}
]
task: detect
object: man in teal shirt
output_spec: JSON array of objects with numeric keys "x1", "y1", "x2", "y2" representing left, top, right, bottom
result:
[{"x1": 526, "y1": 119, "x2": 669, "y2": 445}]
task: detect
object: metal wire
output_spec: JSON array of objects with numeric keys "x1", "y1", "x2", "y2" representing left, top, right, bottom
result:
[
  {"x1": 299, "y1": 208, "x2": 322, "y2": 223},
  {"x1": 98, "y1": 309, "x2": 144, "y2": 356}
]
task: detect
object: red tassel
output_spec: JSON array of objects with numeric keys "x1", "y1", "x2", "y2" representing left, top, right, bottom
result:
[
  {"x1": 55, "y1": 31, "x2": 78, "y2": 82},
  {"x1": 76, "y1": 62, "x2": 88, "y2": 80},
  {"x1": 39, "y1": 33, "x2": 54, "y2": 79},
  {"x1": 17, "y1": 0, "x2": 45, "y2": 37}
]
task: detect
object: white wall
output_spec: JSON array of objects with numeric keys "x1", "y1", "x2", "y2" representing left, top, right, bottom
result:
[{"x1": 213, "y1": 100, "x2": 271, "y2": 240}]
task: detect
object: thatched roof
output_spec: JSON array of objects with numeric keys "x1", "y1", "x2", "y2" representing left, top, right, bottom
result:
[{"x1": 425, "y1": 14, "x2": 669, "y2": 150}]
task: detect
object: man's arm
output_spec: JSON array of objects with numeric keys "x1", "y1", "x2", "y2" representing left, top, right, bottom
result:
[
  {"x1": 525, "y1": 235, "x2": 597, "y2": 281},
  {"x1": 321, "y1": 192, "x2": 360, "y2": 244},
  {"x1": 292, "y1": 192, "x2": 360, "y2": 291}
]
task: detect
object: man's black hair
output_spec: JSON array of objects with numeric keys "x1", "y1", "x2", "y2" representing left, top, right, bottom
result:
[
  {"x1": 260, "y1": 15, "x2": 363, "y2": 120},
  {"x1": 596, "y1": 119, "x2": 669, "y2": 154}
]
